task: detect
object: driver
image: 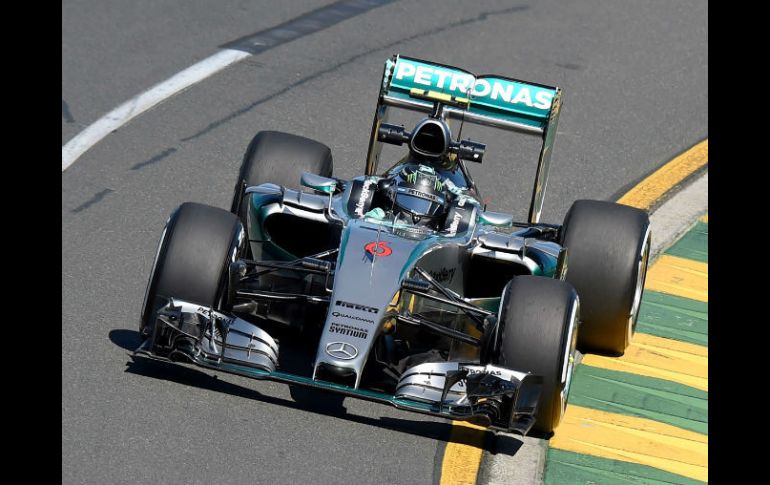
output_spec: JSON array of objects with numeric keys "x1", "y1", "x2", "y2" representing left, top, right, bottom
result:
[
  {"x1": 359, "y1": 115, "x2": 481, "y2": 231},
  {"x1": 384, "y1": 164, "x2": 448, "y2": 226}
]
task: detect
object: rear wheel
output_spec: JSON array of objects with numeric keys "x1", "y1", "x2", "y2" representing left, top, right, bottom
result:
[
  {"x1": 493, "y1": 276, "x2": 579, "y2": 435},
  {"x1": 140, "y1": 202, "x2": 244, "y2": 338},
  {"x1": 230, "y1": 130, "x2": 333, "y2": 223},
  {"x1": 560, "y1": 200, "x2": 651, "y2": 355}
]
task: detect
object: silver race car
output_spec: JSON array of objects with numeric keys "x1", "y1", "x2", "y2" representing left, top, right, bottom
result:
[{"x1": 134, "y1": 55, "x2": 651, "y2": 435}]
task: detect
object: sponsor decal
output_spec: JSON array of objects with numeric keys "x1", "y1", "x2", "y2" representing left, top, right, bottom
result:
[
  {"x1": 325, "y1": 342, "x2": 358, "y2": 360},
  {"x1": 446, "y1": 211, "x2": 463, "y2": 237},
  {"x1": 195, "y1": 306, "x2": 233, "y2": 324},
  {"x1": 428, "y1": 267, "x2": 456, "y2": 284},
  {"x1": 393, "y1": 59, "x2": 554, "y2": 110},
  {"x1": 354, "y1": 179, "x2": 374, "y2": 216},
  {"x1": 403, "y1": 187, "x2": 440, "y2": 203},
  {"x1": 331, "y1": 311, "x2": 375, "y2": 324},
  {"x1": 467, "y1": 368, "x2": 502, "y2": 376},
  {"x1": 329, "y1": 322, "x2": 369, "y2": 339},
  {"x1": 365, "y1": 241, "x2": 392, "y2": 257},
  {"x1": 393, "y1": 225, "x2": 432, "y2": 239},
  {"x1": 335, "y1": 300, "x2": 378, "y2": 314}
]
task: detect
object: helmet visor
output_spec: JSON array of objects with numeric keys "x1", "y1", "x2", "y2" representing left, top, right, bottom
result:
[{"x1": 396, "y1": 193, "x2": 441, "y2": 217}]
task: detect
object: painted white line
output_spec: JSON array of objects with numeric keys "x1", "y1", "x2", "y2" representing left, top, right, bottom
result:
[{"x1": 61, "y1": 49, "x2": 250, "y2": 172}]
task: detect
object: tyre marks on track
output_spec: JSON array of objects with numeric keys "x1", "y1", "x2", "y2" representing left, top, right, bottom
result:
[
  {"x1": 71, "y1": 188, "x2": 114, "y2": 214},
  {"x1": 62, "y1": 99, "x2": 75, "y2": 124},
  {"x1": 131, "y1": 148, "x2": 178, "y2": 171}
]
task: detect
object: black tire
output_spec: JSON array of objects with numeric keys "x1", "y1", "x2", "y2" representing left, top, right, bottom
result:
[
  {"x1": 560, "y1": 200, "x2": 651, "y2": 355},
  {"x1": 494, "y1": 276, "x2": 579, "y2": 435},
  {"x1": 230, "y1": 131, "x2": 333, "y2": 222},
  {"x1": 140, "y1": 202, "x2": 244, "y2": 337}
]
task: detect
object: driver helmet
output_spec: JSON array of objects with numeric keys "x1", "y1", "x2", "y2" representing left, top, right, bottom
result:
[{"x1": 388, "y1": 164, "x2": 447, "y2": 225}]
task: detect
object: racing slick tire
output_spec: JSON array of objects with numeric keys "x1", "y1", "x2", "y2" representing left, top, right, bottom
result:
[
  {"x1": 140, "y1": 202, "x2": 244, "y2": 339},
  {"x1": 493, "y1": 276, "x2": 579, "y2": 435},
  {"x1": 230, "y1": 130, "x2": 334, "y2": 222},
  {"x1": 560, "y1": 200, "x2": 651, "y2": 355}
]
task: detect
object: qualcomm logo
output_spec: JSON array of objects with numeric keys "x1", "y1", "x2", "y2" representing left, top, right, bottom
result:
[{"x1": 325, "y1": 342, "x2": 358, "y2": 360}]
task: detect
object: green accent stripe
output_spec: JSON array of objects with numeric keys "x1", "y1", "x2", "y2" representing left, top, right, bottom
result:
[
  {"x1": 665, "y1": 221, "x2": 708, "y2": 263},
  {"x1": 544, "y1": 449, "x2": 706, "y2": 485},
  {"x1": 568, "y1": 365, "x2": 708, "y2": 435},
  {"x1": 636, "y1": 291, "x2": 708, "y2": 346}
]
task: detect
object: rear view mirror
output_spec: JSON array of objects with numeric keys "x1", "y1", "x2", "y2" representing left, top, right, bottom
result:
[
  {"x1": 301, "y1": 172, "x2": 337, "y2": 194},
  {"x1": 479, "y1": 211, "x2": 513, "y2": 227}
]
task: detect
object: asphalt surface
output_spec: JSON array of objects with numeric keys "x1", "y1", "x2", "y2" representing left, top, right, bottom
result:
[{"x1": 62, "y1": 1, "x2": 707, "y2": 484}]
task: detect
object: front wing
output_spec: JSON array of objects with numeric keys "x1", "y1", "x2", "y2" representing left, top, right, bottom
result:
[{"x1": 133, "y1": 299, "x2": 543, "y2": 434}]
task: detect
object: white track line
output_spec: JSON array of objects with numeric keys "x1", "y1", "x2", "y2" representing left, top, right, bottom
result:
[{"x1": 61, "y1": 49, "x2": 250, "y2": 172}]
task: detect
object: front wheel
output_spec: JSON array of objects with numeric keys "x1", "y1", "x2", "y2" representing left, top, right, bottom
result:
[
  {"x1": 140, "y1": 202, "x2": 244, "y2": 338},
  {"x1": 493, "y1": 276, "x2": 579, "y2": 435}
]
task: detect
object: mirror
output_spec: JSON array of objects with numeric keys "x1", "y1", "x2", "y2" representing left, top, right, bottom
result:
[
  {"x1": 301, "y1": 172, "x2": 337, "y2": 194},
  {"x1": 479, "y1": 211, "x2": 513, "y2": 227},
  {"x1": 245, "y1": 183, "x2": 282, "y2": 196}
]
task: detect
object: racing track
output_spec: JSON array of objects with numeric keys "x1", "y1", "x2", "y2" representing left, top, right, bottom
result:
[{"x1": 62, "y1": 1, "x2": 707, "y2": 483}]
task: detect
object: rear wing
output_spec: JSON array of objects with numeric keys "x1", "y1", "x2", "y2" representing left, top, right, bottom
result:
[{"x1": 365, "y1": 55, "x2": 562, "y2": 224}]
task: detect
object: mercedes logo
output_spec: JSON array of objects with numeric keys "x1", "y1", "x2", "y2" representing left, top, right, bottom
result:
[{"x1": 325, "y1": 342, "x2": 358, "y2": 360}]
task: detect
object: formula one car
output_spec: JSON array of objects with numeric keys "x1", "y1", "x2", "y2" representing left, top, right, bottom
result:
[{"x1": 134, "y1": 55, "x2": 651, "y2": 435}]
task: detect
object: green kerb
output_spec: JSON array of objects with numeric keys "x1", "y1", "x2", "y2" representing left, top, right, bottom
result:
[
  {"x1": 567, "y1": 365, "x2": 708, "y2": 435},
  {"x1": 636, "y1": 291, "x2": 708, "y2": 346},
  {"x1": 544, "y1": 449, "x2": 706, "y2": 485},
  {"x1": 665, "y1": 221, "x2": 708, "y2": 263}
]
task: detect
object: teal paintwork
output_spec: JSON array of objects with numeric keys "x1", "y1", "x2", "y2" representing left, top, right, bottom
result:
[
  {"x1": 248, "y1": 192, "x2": 299, "y2": 261},
  {"x1": 387, "y1": 56, "x2": 557, "y2": 129},
  {"x1": 525, "y1": 243, "x2": 560, "y2": 277}
]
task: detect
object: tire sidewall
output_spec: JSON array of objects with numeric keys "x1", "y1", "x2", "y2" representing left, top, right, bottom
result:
[
  {"x1": 140, "y1": 203, "x2": 244, "y2": 336},
  {"x1": 494, "y1": 276, "x2": 579, "y2": 434},
  {"x1": 561, "y1": 200, "x2": 650, "y2": 354}
]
